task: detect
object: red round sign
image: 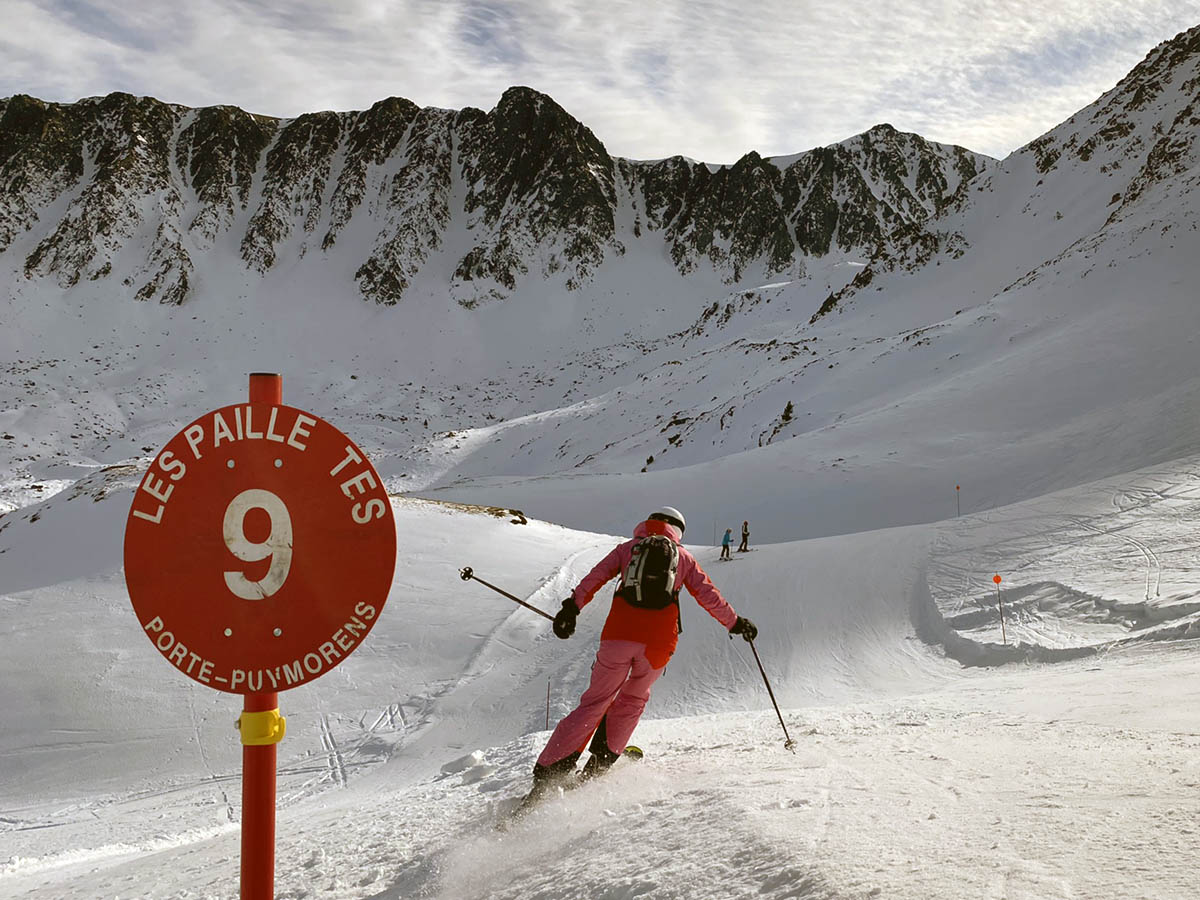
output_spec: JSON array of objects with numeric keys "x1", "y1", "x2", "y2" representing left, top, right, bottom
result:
[{"x1": 124, "y1": 402, "x2": 396, "y2": 693}]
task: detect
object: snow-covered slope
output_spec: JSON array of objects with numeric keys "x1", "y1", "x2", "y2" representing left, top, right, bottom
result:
[
  {"x1": 418, "y1": 23, "x2": 1200, "y2": 540},
  {"x1": 6, "y1": 29, "x2": 1196, "y2": 547},
  {"x1": 5, "y1": 455, "x2": 1200, "y2": 898},
  {"x1": 5, "y1": 21, "x2": 1200, "y2": 900}
]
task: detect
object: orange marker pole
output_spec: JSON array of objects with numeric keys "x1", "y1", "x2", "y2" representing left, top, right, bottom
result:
[
  {"x1": 956, "y1": 485, "x2": 960, "y2": 517},
  {"x1": 993, "y1": 574, "x2": 1007, "y2": 645},
  {"x1": 243, "y1": 373, "x2": 282, "y2": 900}
]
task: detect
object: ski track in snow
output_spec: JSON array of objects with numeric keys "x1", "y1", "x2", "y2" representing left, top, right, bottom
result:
[{"x1": 320, "y1": 713, "x2": 349, "y2": 790}]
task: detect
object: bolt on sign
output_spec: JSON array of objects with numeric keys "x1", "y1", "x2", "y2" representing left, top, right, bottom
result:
[{"x1": 124, "y1": 401, "x2": 397, "y2": 692}]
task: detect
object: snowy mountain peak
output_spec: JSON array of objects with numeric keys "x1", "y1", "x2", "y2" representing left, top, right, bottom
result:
[
  {"x1": 1020, "y1": 24, "x2": 1200, "y2": 191},
  {"x1": 0, "y1": 86, "x2": 992, "y2": 308}
]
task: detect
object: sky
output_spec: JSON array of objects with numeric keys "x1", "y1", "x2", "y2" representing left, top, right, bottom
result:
[{"x1": 2, "y1": 1, "x2": 1200, "y2": 164}]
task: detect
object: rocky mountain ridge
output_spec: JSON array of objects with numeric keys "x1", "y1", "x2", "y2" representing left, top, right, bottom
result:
[
  {"x1": 0, "y1": 87, "x2": 992, "y2": 308},
  {"x1": 3, "y1": 24, "x2": 1200, "y2": 546},
  {"x1": 813, "y1": 23, "x2": 1200, "y2": 322}
]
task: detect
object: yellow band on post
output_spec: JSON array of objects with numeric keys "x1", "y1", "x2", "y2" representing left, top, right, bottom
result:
[{"x1": 238, "y1": 709, "x2": 286, "y2": 746}]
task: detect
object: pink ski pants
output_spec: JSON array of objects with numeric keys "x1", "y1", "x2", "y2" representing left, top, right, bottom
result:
[{"x1": 537, "y1": 639, "x2": 665, "y2": 767}]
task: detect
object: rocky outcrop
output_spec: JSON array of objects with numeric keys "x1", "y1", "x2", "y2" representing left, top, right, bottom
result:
[
  {"x1": 5, "y1": 93, "x2": 193, "y2": 304},
  {"x1": 451, "y1": 87, "x2": 619, "y2": 305},
  {"x1": 810, "y1": 23, "x2": 1200, "y2": 321},
  {"x1": 0, "y1": 95, "x2": 87, "y2": 254},
  {"x1": 352, "y1": 104, "x2": 457, "y2": 305},
  {"x1": 240, "y1": 110, "x2": 341, "y2": 272},
  {"x1": 178, "y1": 105, "x2": 274, "y2": 247},
  {"x1": 623, "y1": 126, "x2": 988, "y2": 285}
]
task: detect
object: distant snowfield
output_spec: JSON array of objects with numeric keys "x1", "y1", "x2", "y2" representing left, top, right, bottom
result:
[{"x1": 3, "y1": 453, "x2": 1200, "y2": 899}]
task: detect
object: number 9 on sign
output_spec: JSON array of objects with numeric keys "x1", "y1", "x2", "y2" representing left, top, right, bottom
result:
[{"x1": 223, "y1": 489, "x2": 293, "y2": 600}]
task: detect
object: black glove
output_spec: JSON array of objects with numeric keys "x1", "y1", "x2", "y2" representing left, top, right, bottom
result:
[
  {"x1": 553, "y1": 598, "x2": 579, "y2": 639},
  {"x1": 730, "y1": 616, "x2": 758, "y2": 642}
]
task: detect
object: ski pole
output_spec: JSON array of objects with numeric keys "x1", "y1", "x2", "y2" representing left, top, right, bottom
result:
[
  {"x1": 747, "y1": 638, "x2": 796, "y2": 752},
  {"x1": 459, "y1": 567, "x2": 555, "y2": 621}
]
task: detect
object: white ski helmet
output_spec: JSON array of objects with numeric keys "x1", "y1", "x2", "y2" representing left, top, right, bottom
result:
[{"x1": 648, "y1": 506, "x2": 686, "y2": 534}]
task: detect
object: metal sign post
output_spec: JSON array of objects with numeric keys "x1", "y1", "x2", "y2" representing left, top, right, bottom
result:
[
  {"x1": 241, "y1": 373, "x2": 282, "y2": 900},
  {"x1": 124, "y1": 373, "x2": 397, "y2": 899}
]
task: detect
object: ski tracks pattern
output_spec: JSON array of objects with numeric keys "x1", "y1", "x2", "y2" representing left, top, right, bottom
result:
[
  {"x1": 924, "y1": 465, "x2": 1200, "y2": 663},
  {"x1": 319, "y1": 713, "x2": 349, "y2": 789},
  {"x1": 1067, "y1": 514, "x2": 1161, "y2": 600}
]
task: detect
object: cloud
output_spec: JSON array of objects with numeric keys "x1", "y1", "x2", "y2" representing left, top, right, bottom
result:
[
  {"x1": 2, "y1": 0, "x2": 1199, "y2": 161},
  {"x1": 457, "y1": 1, "x2": 527, "y2": 66}
]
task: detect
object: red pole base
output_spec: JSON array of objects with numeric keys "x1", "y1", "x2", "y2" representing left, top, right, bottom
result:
[{"x1": 241, "y1": 691, "x2": 278, "y2": 900}]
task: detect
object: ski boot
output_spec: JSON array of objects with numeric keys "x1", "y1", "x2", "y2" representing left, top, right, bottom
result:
[
  {"x1": 579, "y1": 714, "x2": 631, "y2": 781},
  {"x1": 515, "y1": 751, "x2": 580, "y2": 815}
]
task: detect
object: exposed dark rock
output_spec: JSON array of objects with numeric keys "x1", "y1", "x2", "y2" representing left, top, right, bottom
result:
[
  {"x1": 178, "y1": 105, "x2": 275, "y2": 245},
  {"x1": 323, "y1": 96, "x2": 421, "y2": 251},
  {"x1": 354, "y1": 106, "x2": 458, "y2": 305},
  {"x1": 0, "y1": 83, "x2": 1000, "y2": 308},
  {"x1": 241, "y1": 110, "x2": 341, "y2": 272},
  {"x1": 15, "y1": 93, "x2": 193, "y2": 304},
  {"x1": 451, "y1": 86, "x2": 617, "y2": 305},
  {"x1": 0, "y1": 95, "x2": 87, "y2": 252}
]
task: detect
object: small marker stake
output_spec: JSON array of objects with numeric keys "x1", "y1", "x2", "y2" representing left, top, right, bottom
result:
[
  {"x1": 993, "y1": 574, "x2": 1007, "y2": 645},
  {"x1": 956, "y1": 485, "x2": 960, "y2": 517}
]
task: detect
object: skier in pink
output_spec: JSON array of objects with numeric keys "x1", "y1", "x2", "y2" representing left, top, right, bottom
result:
[{"x1": 527, "y1": 506, "x2": 757, "y2": 799}]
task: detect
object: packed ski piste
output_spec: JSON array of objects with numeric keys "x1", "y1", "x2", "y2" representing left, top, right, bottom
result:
[{"x1": 9, "y1": 461, "x2": 1200, "y2": 898}]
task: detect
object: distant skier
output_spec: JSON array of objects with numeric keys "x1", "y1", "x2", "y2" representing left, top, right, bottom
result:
[
  {"x1": 528, "y1": 506, "x2": 757, "y2": 800},
  {"x1": 720, "y1": 528, "x2": 733, "y2": 560},
  {"x1": 738, "y1": 520, "x2": 750, "y2": 553}
]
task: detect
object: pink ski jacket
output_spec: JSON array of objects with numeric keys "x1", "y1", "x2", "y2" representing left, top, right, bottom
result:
[{"x1": 572, "y1": 519, "x2": 739, "y2": 668}]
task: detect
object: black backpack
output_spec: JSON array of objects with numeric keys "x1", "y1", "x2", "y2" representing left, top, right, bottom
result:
[{"x1": 616, "y1": 535, "x2": 680, "y2": 609}]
